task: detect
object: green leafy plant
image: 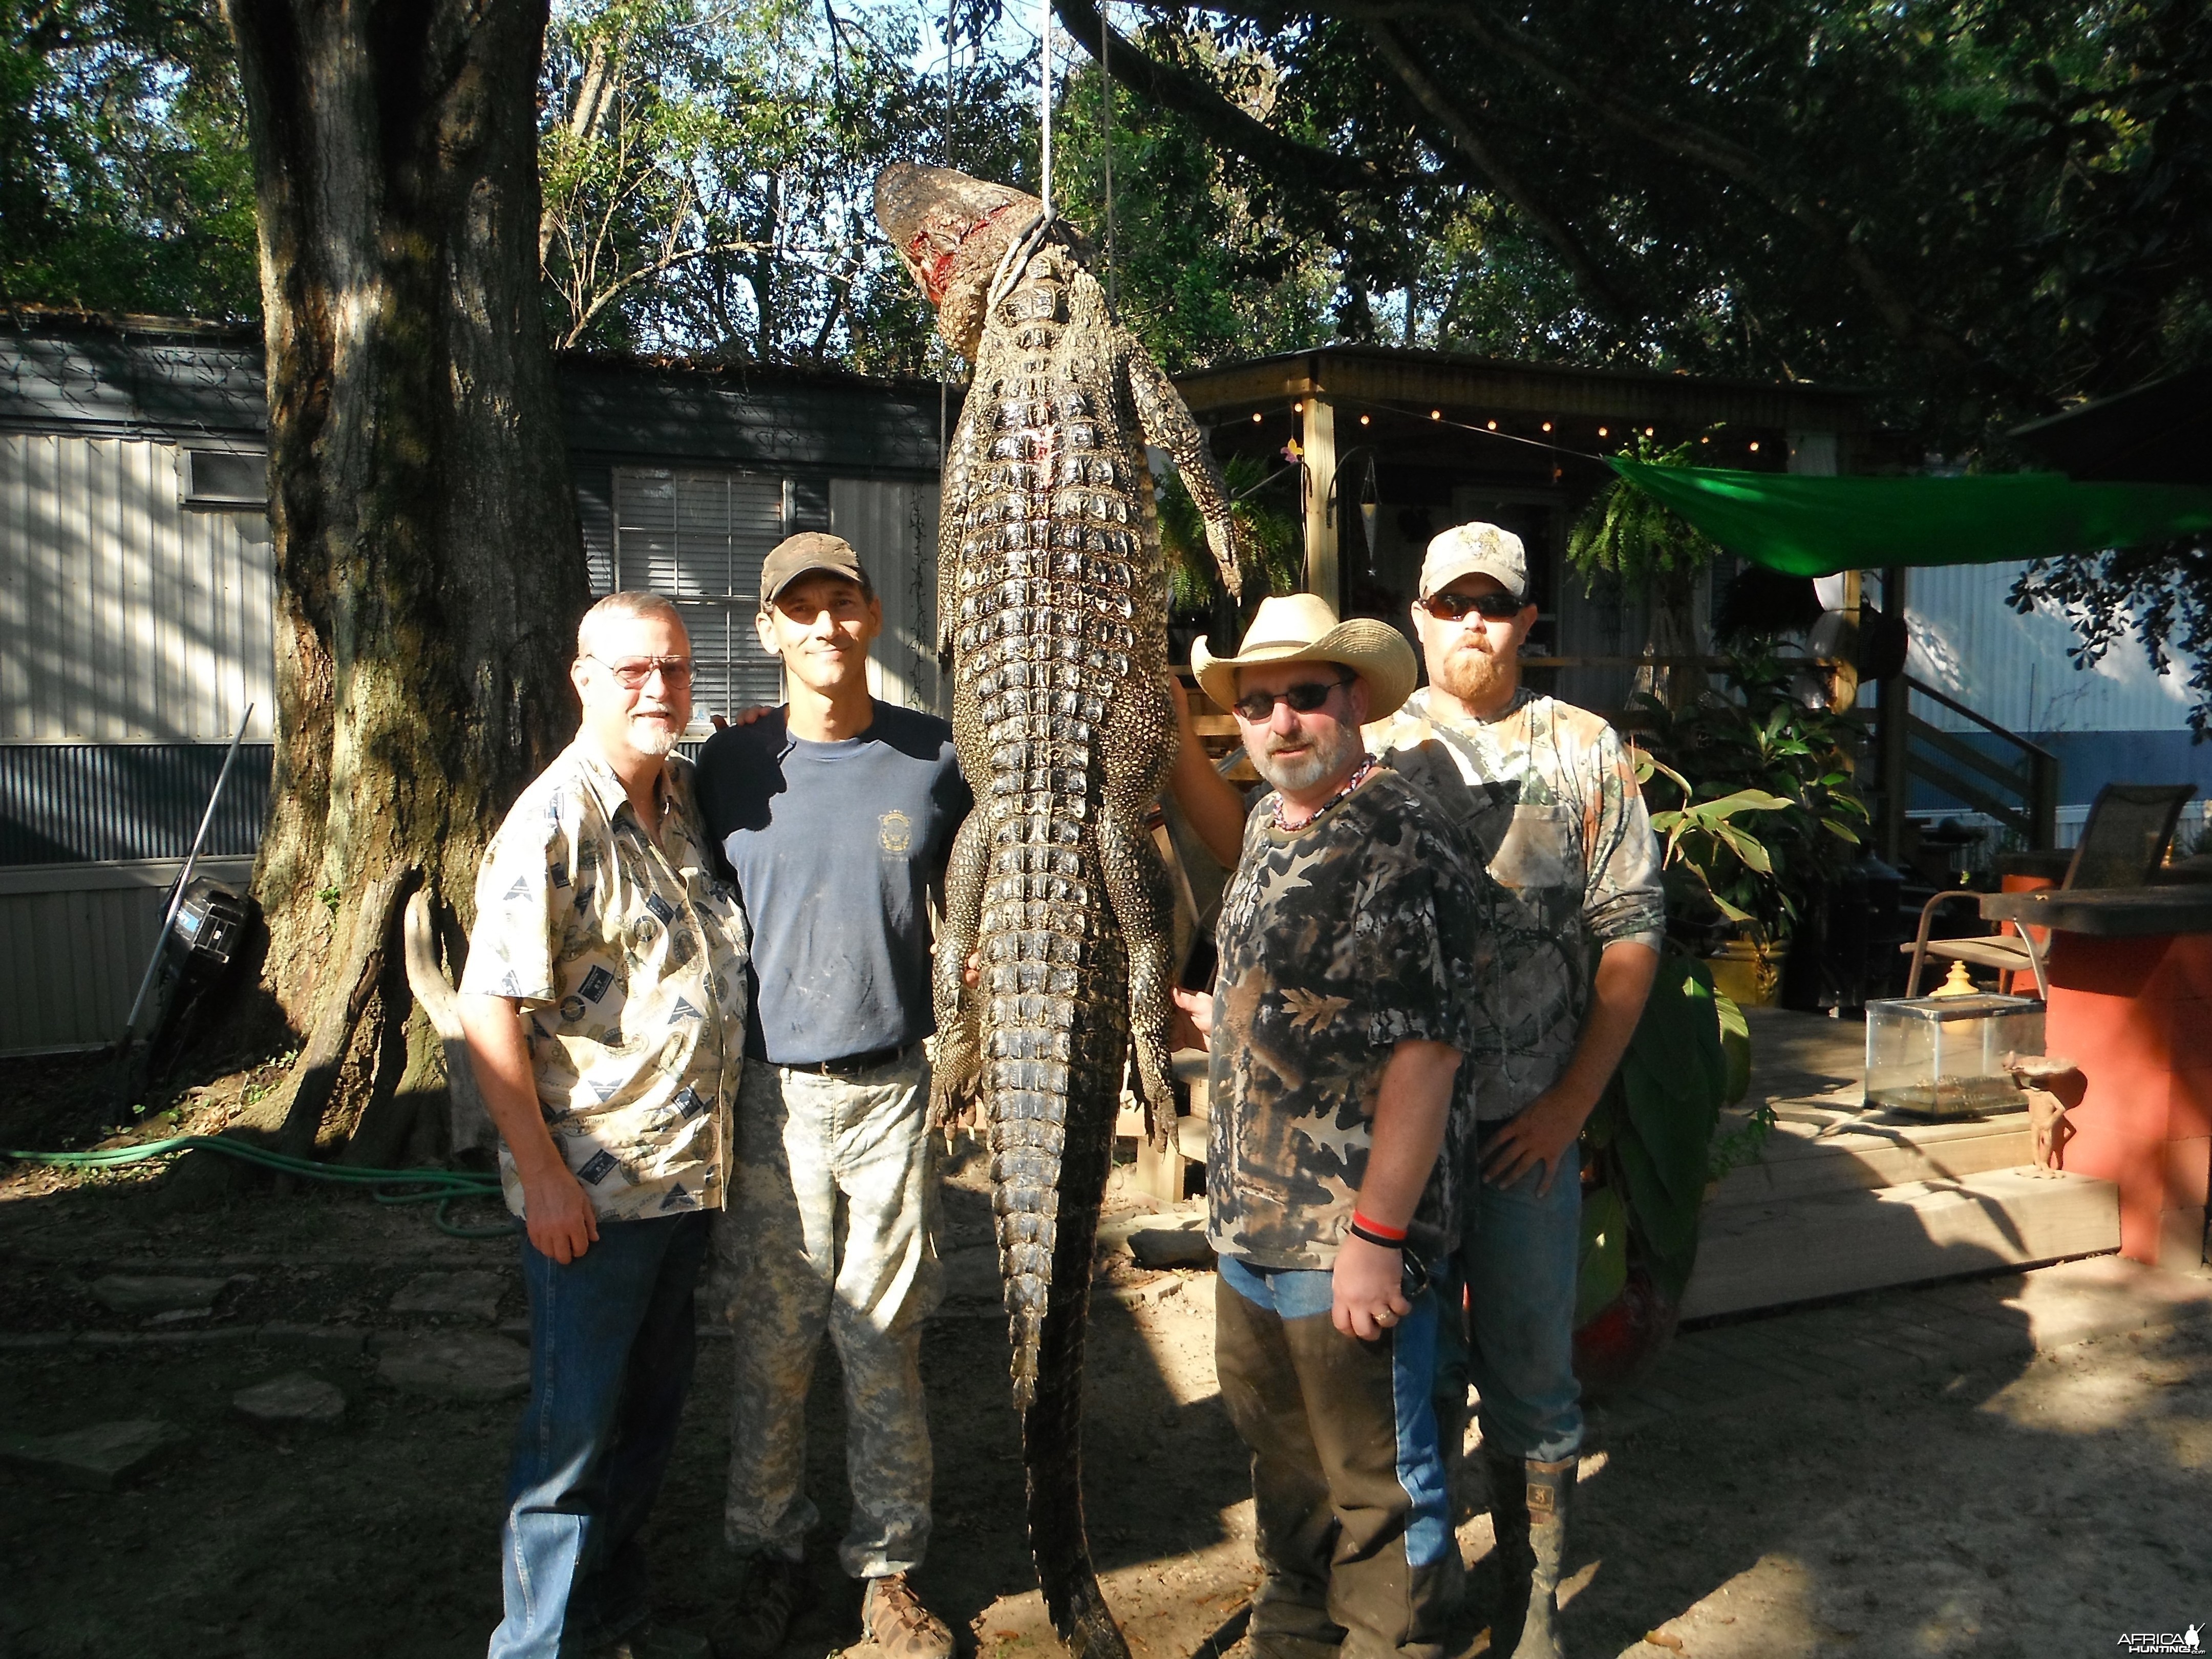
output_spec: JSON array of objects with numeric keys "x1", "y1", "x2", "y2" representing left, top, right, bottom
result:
[
  {"x1": 1631, "y1": 647, "x2": 1873, "y2": 949},
  {"x1": 1577, "y1": 950, "x2": 1751, "y2": 1325}
]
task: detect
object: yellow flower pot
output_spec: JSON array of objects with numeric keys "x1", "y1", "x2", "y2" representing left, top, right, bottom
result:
[{"x1": 1705, "y1": 937, "x2": 1784, "y2": 1008}]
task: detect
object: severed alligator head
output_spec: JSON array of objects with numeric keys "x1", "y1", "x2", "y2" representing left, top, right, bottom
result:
[{"x1": 875, "y1": 161, "x2": 1240, "y2": 1659}]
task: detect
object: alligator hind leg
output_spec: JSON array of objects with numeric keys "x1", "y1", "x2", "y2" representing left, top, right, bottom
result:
[
  {"x1": 931, "y1": 810, "x2": 989, "y2": 1128},
  {"x1": 1097, "y1": 797, "x2": 1179, "y2": 1148}
]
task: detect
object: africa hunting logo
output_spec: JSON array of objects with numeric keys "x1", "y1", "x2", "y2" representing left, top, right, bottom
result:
[{"x1": 2117, "y1": 1625, "x2": 2202, "y2": 1654}]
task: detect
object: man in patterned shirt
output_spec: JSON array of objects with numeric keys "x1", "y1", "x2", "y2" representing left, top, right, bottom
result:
[
  {"x1": 1170, "y1": 594, "x2": 1485, "y2": 1659},
  {"x1": 1168, "y1": 535, "x2": 1664, "y2": 1659},
  {"x1": 459, "y1": 590, "x2": 751, "y2": 1659},
  {"x1": 1371, "y1": 523, "x2": 1664, "y2": 1659}
]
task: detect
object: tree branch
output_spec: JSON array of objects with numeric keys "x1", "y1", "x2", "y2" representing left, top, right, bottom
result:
[
  {"x1": 1051, "y1": 0, "x2": 1402, "y2": 200},
  {"x1": 1362, "y1": 19, "x2": 1633, "y2": 323}
]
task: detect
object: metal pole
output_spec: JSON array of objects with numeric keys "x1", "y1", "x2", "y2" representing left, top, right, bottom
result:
[{"x1": 119, "y1": 703, "x2": 255, "y2": 1044}]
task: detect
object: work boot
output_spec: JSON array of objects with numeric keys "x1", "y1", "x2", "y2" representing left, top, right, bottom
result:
[
  {"x1": 1483, "y1": 1450, "x2": 1575, "y2": 1659},
  {"x1": 711, "y1": 1554, "x2": 812, "y2": 1659},
  {"x1": 860, "y1": 1572, "x2": 955, "y2": 1659}
]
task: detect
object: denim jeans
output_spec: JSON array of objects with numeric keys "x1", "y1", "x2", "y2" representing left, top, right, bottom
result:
[
  {"x1": 1216, "y1": 1256, "x2": 1454, "y2": 1659},
  {"x1": 1439, "y1": 1122, "x2": 1583, "y2": 1464},
  {"x1": 489, "y1": 1210, "x2": 710, "y2": 1658}
]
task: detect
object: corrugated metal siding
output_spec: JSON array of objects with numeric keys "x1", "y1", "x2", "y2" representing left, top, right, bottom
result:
[
  {"x1": 1905, "y1": 560, "x2": 2200, "y2": 736},
  {"x1": 0, "y1": 855, "x2": 257, "y2": 1053},
  {"x1": 0, "y1": 434, "x2": 275, "y2": 742},
  {"x1": 831, "y1": 478, "x2": 943, "y2": 715},
  {"x1": 0, "y1": 743, "x2": 271, "y2": 863}
]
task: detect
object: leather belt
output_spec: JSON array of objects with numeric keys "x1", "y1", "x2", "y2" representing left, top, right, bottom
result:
[{"x1": 795, "y1": 1040, "x2": 918, "y2": 1078}]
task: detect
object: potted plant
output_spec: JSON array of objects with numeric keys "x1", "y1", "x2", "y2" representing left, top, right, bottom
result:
[
  {"x1": 1631, "y1": 647, "x2": 1874, "y2": 1005},
  {"x1": 1567, "y1": 432, "x2": 1724, "y2": 710}
]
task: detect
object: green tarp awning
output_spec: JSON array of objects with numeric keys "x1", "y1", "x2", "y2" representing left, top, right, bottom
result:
[{"x1": 1611, "y1": 461, "x2": 2212, "y2": 579}]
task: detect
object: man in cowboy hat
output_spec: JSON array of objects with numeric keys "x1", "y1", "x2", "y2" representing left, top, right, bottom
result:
[
  {"x1": 1170, "y1": 593, "x2": 1489, "y2": 1659},
  {"x1": 1170, "y1": 533, "x2": 1662, "y2": 1659}
]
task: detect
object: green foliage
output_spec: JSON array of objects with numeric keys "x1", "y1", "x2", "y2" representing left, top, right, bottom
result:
[
  {"x1": 1632, "y1": 649, "x2": 1874, "y2": 948},
  {"x1": 1578, "y1": 950, "x2": 1748, "y2": 1314},
  {"x1": 1156, "y1": 453, "x2": 1300, "y2": 613},
  {"x1": 1048, "y1": 51, "x2": 1339, "y2": 373},
  {"x1": 0, "y1": 0, "x2": 257, "y2": 317},
  {"x1": 538, "y1": 0, "x2": 1033, "y2": 369}
]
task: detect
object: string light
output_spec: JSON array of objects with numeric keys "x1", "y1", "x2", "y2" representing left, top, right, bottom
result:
[
  {"x1": 1292, "y1": 400, "x2": 1304, "y2": 413},
  {"x1": 1541, "y1": 421, "x2": 1553, "y2": 433},
  {"x1": 1644, "y1": 427, "x2": 1654, "y2": 437},
  {"x1": 1251, "y1": 412, "x2": 1263, "y2": 423},
  {"x1": 1749, "y1": 440, "x2": 1761, "y2": 453},
  {"x1": 1598, "y1": 426, "x2": 1609, "y2": 437},
  {"x1": 1359, "y1": 413, "x2": 1371, "y2": 426},
  {"x1": 1430, "y1": 409, "x2": 1441, "y2": 420},
  {"x1": 1486, "y1": 419, "x2": 1498, "y2": 431}
]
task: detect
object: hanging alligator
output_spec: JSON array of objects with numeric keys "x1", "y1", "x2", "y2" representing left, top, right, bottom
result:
[{"x1": 875, "y1": 161, "x2": 1242, "y2": 1659}]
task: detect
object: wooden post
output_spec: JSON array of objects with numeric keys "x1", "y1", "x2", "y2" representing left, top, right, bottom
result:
[
  {"x1": 1302, "y1": 395, "x2": 1338, "y2": 609},
  {"x1": 1879, "y1": 565, "x2": 1909, "y2": 864}
]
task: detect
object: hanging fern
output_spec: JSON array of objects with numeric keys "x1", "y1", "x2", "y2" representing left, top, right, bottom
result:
[
  {"x1": 1158, "y1": 453, "x2": 1301, "y2": 613},
  {"x1": 1567, "y1": 432, "x2": 1722, "y2": 592}
]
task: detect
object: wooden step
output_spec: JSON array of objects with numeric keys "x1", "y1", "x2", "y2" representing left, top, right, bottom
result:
[
  {"x1": 1710, "y1": 1095, "x2": 2035, "y2": 1206},
  {"x1": 1681, "y1": 1166, "x2": 2120, "y2": 1321}
]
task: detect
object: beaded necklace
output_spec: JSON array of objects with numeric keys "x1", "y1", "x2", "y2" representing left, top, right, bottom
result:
[{"x1": 1271, "y1": 754, "x2": 1377, "y2": 833}]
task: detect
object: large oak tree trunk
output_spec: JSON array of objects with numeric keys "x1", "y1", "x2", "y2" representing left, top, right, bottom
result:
[{"x1": 219, "y1": 0, "x2": 588, "y2": 1148}]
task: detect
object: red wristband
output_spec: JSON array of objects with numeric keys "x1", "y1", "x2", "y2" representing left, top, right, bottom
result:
[{"x1": 1350, "y1": 1210, "x2": 1407, "y2": 1243}]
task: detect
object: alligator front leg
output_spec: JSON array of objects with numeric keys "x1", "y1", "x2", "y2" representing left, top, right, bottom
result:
[
  {"x1": 931, "y1": 809, "x2": 988, "y2": 1128},
  {"x1": 1098, "y1": 797, "x2": 1179, "y2": 1151},
  {"x1": 1125, "y1": 343, "x2": 1241, "y2": 599}
]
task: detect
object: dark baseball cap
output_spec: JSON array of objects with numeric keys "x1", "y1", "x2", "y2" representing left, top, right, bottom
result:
[{"x1": 760, "y1": 531, "x2": 870, "y2": 607}]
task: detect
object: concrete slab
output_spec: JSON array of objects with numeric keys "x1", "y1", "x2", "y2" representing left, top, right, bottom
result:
[
  {"x1": 0, "y1": 1419, "x2": 184, "y2": 1490},
  {"x1": 1128, "y1": 1227, "x2": 1216, "y2": 1270},
  {"x1": 1683, "y1": 1168, "x2": 2120, "y2": 1319},
  {"x1": 377, "y1": 1333, "x2": 530, "y2": 1401},
  {"x1": 233, "y1": 1372, "x2": 347, "y2": 1429},
  {"x1": 388, "y1": 1270, "x2": 504, "y2": 1323}
]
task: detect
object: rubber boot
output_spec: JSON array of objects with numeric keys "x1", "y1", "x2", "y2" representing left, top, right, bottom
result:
[{"x1": 1483, "y1": 1451, "x2": 1574, "y2": 1659}]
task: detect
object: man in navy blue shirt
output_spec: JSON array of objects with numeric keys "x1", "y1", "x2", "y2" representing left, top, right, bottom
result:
[{"x1": 694, "y1": 533, "x2": 968, "y2": 1659}]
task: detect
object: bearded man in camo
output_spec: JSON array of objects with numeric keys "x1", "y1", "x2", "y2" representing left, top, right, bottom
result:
[
  {"x1": 1370, "y1": 523, "x2": 1665, "y2": 1659},
  {"x1": 459, "y1": 590, "x2": 749, "y2": 1659},
  {"x1": 1172, "y1": 595, "x2": 1487, "y2": 1659}
]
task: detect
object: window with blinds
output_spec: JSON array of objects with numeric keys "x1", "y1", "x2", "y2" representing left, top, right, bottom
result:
[{"x1": 610, "y1": 469, "x2": 787, "y2": 728}]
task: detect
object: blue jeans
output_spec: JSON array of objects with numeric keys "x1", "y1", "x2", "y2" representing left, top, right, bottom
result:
[
  {"x1": 490, "y1": 1211, "x2": 710, "y2": 1658},
  {"x1": 1444, "y1": 1123, "x2": 1583, "y2": 1463}
]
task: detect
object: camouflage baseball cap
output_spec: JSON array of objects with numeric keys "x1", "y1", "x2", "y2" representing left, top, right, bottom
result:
[{"x1": 1419, "y1": 521, "x2": 1529, "y2": 604}]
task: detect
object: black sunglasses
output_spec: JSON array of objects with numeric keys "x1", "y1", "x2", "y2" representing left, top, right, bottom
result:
[
  {"x1": 1231, "y1": 674, "x2": 1355, "y2": 722},
  {"x1": 1421, "y1": 589, "x2": 1525, "y2": 622}
]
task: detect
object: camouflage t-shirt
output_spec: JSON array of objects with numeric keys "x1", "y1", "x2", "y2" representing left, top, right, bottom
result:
[
  {"x1": 1204, "y1": 763, "x2": 1485, "y2": 1271},
  {"x1": 460, "y1": 741, "x2": 751, "y2": 1223},
  {"x1": 1367, "y1": 686, "x2": 1665, "y2": 1122}
]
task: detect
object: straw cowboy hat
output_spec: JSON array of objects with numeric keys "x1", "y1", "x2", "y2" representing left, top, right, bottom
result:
[{"x1": 1192, "y1": 593, "x2": 1419, "y2": 721}]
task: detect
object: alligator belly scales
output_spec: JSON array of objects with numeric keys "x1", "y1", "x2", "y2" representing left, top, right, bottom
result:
[{"x1": 876, "y1": 163, "x2": 1239, "y2": 1658}]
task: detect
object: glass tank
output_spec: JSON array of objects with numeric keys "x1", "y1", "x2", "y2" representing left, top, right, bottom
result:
[{"x1": 1863, "y1": 993, "x2": 2046, "y2": 1118}]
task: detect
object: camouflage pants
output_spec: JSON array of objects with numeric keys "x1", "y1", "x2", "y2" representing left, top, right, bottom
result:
[{"x1": 713, "y1": 1048, "x2": 941, "y2": 1578}]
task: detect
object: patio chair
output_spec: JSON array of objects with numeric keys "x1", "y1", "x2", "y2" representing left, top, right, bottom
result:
[{"x1": 1900, "y1": 782, "x2": 2198, "y2": 1000}]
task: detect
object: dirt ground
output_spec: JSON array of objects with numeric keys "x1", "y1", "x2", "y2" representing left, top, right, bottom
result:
[{"x1": 4, "y1": 1052, "x2": 2210, "y2": 1658}]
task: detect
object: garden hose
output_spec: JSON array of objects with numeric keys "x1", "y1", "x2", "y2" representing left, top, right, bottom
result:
[{"x1": 3, "y1": 1136, "x2": 513, "y2": 1238}]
